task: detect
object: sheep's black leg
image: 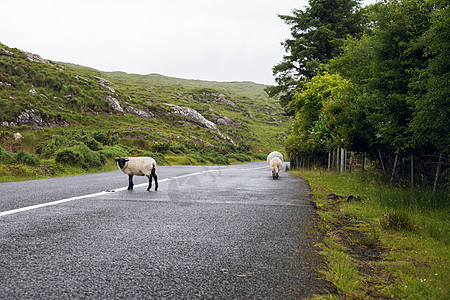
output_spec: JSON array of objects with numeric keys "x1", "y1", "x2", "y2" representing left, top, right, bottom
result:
[
  {"x1": 147, "y1": 175, "x2": 152, "y2": 191},
  {"x1": 152, "y1": 166, "x2": 158, "y2": 191},
  {"x1": 153, "y1": 174, "x2": 158, "y2": 191},
  {"x1": 128, "y1": 174, "x2": 134, "y2": 190}
]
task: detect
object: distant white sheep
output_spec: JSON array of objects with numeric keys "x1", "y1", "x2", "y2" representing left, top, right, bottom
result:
[
  {"x1": 115, "y1": 157, "x2": 158, "y2": 191},
  {"x1": 267, "y1": 151, "x2": 284, "y2": 179},
  {"x1": 269, "y1": 157, "x2": 283, "y2": 179},
  {"x1": 267, "y1": 151, "x2": 284, "y2": 165}
]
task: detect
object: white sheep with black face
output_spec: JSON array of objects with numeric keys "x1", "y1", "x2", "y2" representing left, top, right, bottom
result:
[
  {"x1": 267, "y1": 151, "x2": 284, "y2": 179},
  {"x1": 115, "y1": 157, "x2": 158, "y2": 191}
]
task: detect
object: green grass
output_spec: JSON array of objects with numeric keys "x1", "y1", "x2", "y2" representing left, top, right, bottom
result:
[{"x1": 295, "y1": 170, "x2": 449, "y2": 299}]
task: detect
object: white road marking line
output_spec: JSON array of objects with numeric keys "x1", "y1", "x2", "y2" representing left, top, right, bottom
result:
[
  {"x1": 0, "y1": 166, "x2": 267, "y2": 217},
  {"x1": 0, "y1": 191, "x2": 108, "y2": 217}
]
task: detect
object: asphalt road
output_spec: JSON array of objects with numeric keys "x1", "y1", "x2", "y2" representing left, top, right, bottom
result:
[{"x1": 0, "y1": 161, "x2": 326, "y2": 299}]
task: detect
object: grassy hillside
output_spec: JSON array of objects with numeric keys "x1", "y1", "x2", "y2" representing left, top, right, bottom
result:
[{"x1": 0, "y1": 43, "x2": 288, "y2": 179}]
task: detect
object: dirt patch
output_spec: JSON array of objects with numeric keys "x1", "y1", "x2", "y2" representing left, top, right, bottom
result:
[{"x1": 316, "y1": 194, "x2": 388, "y2": 298}]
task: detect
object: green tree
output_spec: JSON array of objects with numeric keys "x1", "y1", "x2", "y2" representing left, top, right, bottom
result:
[
  {"x1": 286, "y1": 73, "x2": 352, "y2": 162},
  {"x1": 266, "y1": 0, "x2": 364, "y2": 114},
  {"x1": 409, "y1": 0, "x2": 450, "y2": 155},
  {"x1": 331, "y1": 0, "x2": 432, "y2": 154}
]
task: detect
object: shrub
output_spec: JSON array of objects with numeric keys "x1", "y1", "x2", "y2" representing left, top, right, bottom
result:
[
  {"x1": 254, "y1": 152, "x2": 267, "y2": 160},
  {"x1": 40, "y1": 135, "x2": 79, "y2": 158},
  {"x1": 152, "y1": 141, "x2": 172, "y2": 153},
  {"x1": 187, "y1": 153, "x2": 208, "y2": 164},
  {"x1": 226, "y1": 153, "x2": 251, "y2": 162},
  {"x1": 184, "y1": 141, "x2": 201, "y2": 152},
  {"x1": 236, "y1": 142, "x2": 252, "y2": 154},
  {"x1": 0, "y1": 147, "x2": 15, "y2": 164},
  {"x1": 169, "y1": 143, "x2": 186, "y2": 154},
  {"x1": 55, "y1": 144, "x2": 102, "y2": 168},
  {"x1": 80, "y1": 135, "x2": 103, "y2": 151},
  {"x1": 92, "y1": 131, "x2": 119, "y2": 146},
  {"x1": 99, "y1": 145, "x2": 130, "y2": 159},
  {"x1": 55, "y1": 147, "x2": 82, "y2": 166},
  {"x1": 15, "y1": 150, "x2": 40, "y2": 166},
  {"x1": 207, "y1": 153, "x2": 229, "y2": 165},
  {"x1": 212, "y1": 143, "x2": 236, "y2": 155}
]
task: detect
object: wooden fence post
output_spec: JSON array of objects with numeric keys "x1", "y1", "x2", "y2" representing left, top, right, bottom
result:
[
  {"x1": 362, "y1": 152, "x2": 365, "y2": 172},
  {"x1": 390, "y1": 149, "x2": 399, "y2": 183},
  {"x1": 378, "y1": 148, "x2": 386, "y2": 175},
  {"x1": 433, "y1": 155, "x2": 443, "y2": 194}
]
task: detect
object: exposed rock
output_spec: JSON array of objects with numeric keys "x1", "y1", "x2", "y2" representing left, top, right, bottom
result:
[
  {"x1": 195, "y1": 91, "x2": 236, "y2": 106},
  {"x1": 1, "y1": 47, "x2": 14, "y2": 56},
  {"x1": 209, "y1": 112, "x2": 239, "y2": 128},
  {"x1": 5, "y1": 109, "x2": 69, "y2": 128},
  {"x1": 94, "y1": 76, "x2": 116, "y2": 93},
  {"x1": 216, "y1": 118, "x2": 228, "y2": 126},
  {"x1": 13, "y1": 132, "x2": 23, "y2": 140},
  {"x1": 94, "y1": 76, "x2": 117, "y2": 86},
  {"x1": 104, "y1": 96, "x2": 124, "y2": 114},
  {"x1": 20, "y1": 50, "x2": 51, "y2": 64},
  {"x1": 214, "y1": 94, "x2": 235, "y2": 106},
  {"x1": 99, "y1": 83, "x2": 115, "y2": 93},
  {"x1": 126, "y1": 105, "x2": 154, "y2": 119},
  {"x1": 15, "y1": 110, "x2": 46, "y2": 127},
  {"x1": 164, "y1": 103, "x2": 234, "y2": 143},
  {"x1": 165, "y1": 103, "x2": 216, "y2": 130},
  {"x1": 217, "y1": 116, "x2": 239, "y2": 127},
  {"x1": 75, "y1": 76, "x2": 88, "y2": 82}
]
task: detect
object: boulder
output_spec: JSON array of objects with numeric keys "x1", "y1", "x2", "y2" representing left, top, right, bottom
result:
[
  {"x1": 104, "y1": 96, "x2": 124, "y2": 114},
  {"x1": 125, "y1": 106, "x2": 154, "y2": 118},
  {"x1": 7, "y1": 109, "x2": 69, "y2": 128},
  {"x1": 164, "y1": 103, "x2": 234, "y2": 143},
  {"x1": 13, "y1": 132, "x2": 23, "y2": 140}
]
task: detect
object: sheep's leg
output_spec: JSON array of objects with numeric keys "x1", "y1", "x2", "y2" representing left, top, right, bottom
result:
[
  {"x1": 152, "y1": 166, "x2": 158, "y2": 191},
  {"x1": 147, "y1": 175, "x2": 152, "y2": 191},
  {"x1": 128, "y1": 174, "x2": 134, "y2": 190}
]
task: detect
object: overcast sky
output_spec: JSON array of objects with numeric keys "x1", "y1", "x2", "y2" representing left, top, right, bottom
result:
[{"x1": 1, "y1": 0, "x2": 377, "y2": 85}]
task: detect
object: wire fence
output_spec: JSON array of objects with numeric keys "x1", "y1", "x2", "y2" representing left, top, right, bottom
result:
[{"x1": 289, "y1": 150, "x2": 449, "y2": 192}]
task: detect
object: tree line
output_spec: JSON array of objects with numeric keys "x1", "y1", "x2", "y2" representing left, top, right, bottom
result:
[{"x1": 268, "y1": 0, "x2": 449, "y2": 190}]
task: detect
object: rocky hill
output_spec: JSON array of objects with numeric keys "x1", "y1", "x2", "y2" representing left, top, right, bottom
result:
[{"x1": 0, "y1": 42, "x2": 288, "y2": 177}]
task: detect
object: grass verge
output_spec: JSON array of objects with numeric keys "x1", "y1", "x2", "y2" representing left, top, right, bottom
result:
[{"x1": 293, "y1": 170, "x2": 449, "y2": 299}]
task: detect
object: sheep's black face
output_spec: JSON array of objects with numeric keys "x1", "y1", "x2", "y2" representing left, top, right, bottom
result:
[{"x1": 115, "y1": 157, "x2": 129, "y2": 169}]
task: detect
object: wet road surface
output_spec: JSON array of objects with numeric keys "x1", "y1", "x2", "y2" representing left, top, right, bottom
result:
[{"x1": 0, "y1": 162, "x2": 326, "y2": 299}]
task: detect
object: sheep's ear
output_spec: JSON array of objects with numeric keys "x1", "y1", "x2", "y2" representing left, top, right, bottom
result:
[
  {"x1": 114, "y1": 157, "x2": 120, "y2": 162},
  {"x1": 124, "y1": 158, "x2": 129, "y2": 162}
]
